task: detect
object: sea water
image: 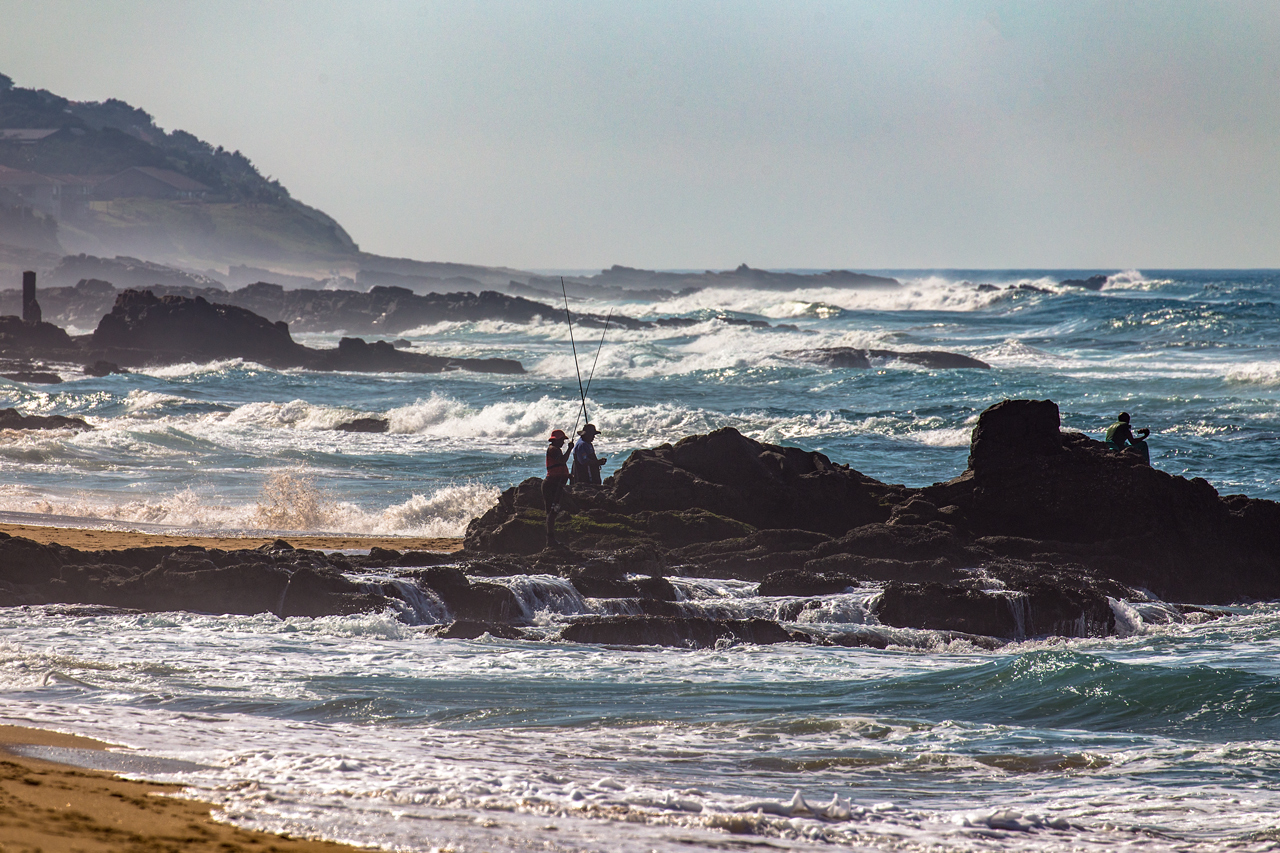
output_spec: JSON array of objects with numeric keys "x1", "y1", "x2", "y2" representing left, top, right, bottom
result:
[{"x1": 3, "y1": 269, "x2": 1280, "y2": 850}]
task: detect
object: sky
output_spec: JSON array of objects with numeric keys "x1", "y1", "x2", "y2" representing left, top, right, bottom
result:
[{"x1": 1, "y1": 1, "x2": 1278, "y2": 269}]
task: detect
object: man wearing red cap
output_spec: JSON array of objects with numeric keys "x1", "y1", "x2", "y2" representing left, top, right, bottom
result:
[{"x1": 543, "y1": 428, "x2": 573, "y2": 547}]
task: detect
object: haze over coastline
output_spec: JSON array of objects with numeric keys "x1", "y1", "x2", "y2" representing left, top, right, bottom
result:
[
  {"x1": 1, "y1": 1, "x2": 1277, "y2": 269},
  {"x1": 5, "y1": 4, "x2": 1280, "y2": 853}
]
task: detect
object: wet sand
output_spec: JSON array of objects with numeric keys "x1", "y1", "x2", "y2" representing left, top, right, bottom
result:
[
  {"x1": 0, "y1": 527, "x2": 460, "y2": 849},
  {"x1": 0, "y1": 724, "x2": 374, "y2": 852},
  {"x1": 0, "y1": 522, "x2": 464, "y2": 553}
]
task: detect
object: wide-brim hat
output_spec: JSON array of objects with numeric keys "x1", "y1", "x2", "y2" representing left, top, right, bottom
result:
[
  {"x1": 578, "y1": 423, "x2": 600, "y2": 437},
  {"x1": 548, "y1": 429, "x2": 568, "y2": 441}
]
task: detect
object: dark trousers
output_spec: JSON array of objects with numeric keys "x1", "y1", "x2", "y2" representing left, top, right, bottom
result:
[{"x1": 542, "y1": 476, "x2": 568, "y2": 542}]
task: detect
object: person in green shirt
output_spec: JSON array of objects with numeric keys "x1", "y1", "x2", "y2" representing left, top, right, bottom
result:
[{"x1": 1105, "y1": 412, "x2": 1150, "y2": 465}]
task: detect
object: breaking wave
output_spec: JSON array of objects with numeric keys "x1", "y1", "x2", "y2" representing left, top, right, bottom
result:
[{"x1": 0, "y1": 476, "x2": 496, "y2": 537}]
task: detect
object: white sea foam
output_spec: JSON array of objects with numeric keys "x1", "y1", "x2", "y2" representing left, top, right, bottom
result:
[
  {"x1": 132, "y1": 358, "x2": 256, "y2": 379},
  {"x1": 648, "y1": 281, "x2": 1007, "y2": 318},
  {"x1": 1223, "y1": 362, "x2": 1280, "y2": 386},
  {"x1": 908, "y1": 427, "x2": 974, "y2": 447},
  {"x1": 0, "y1": 475, "x2": 495, "y2": 537},
  {"x1": 977, "y1": 339, "x2": 1073, "y2": 367},
  {"x1": 1102, "y1": 269, "x2": 1175, "y2": 290}
]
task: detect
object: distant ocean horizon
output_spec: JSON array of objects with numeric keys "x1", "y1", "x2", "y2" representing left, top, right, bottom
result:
[{"x1": 4, "y1": 268, "x2": 1280, "y2": 851}]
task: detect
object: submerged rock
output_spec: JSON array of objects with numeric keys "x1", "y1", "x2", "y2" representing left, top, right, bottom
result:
[
  {"x1": 560, "y1": 616, "x2": 798, "y2": 648},
  {"x1": 335, "y1": 416, "x2": 390, "y2": 433},
  {"x1": 0, "y1": 407, "x2": 91, "y2": 431},
  {"x1": 788, "y1": 347, "x2": 990, "y2": 370}
]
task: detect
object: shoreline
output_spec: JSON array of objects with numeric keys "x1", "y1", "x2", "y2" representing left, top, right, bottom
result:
[
  {"x1": 0, "y1": 724, "x2": 373, "y2": 852},
  {"x1": 0, "y1": 521, "x2": 464, "y2": 553}
]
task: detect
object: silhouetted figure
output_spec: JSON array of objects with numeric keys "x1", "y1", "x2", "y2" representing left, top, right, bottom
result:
[
  {"x1": 543, "y1": 428, "x2": 572, "y2": 547},
  {"x1": 572, "y1": 423, "x2": 607, "y2": 485},
  {"x1": 1105, "y1": 411, "x2": 1150, "y2": 465}
]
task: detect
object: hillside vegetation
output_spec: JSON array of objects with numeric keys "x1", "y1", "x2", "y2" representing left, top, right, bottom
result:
[{"x1": 0, "y1": 72, "x2": 357, "y2": 271}]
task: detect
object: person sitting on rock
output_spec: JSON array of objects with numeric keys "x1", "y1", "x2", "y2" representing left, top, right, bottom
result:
[
  {"x1": 543, "y1": 428, "x2": 573, "y2": 547},
  {"x1": 1105, "y1": 411, "x2": 1150, "y2": 465},
  {"x1": 572, "y1": 423, "x2": 608, "y2": 486}
]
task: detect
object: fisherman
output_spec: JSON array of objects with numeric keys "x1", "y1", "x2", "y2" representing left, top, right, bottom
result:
[
  {"x1": 572, "y1": 423, "x2": 608, "y2": 485},
  {"x1": 1105, "y1": 411, "x2": 1150, "y2": 465},
  {"x1": 543, "y1": 428, "x2": 573, "y2": 547}
]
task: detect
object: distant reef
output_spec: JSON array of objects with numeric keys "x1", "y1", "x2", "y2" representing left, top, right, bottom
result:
[
  {"x1": 0, "y1": 286, "x2": 525, "y2": 377},
  {"x1": 0, "y1": 271, "x2": 989, "y2": 375}
]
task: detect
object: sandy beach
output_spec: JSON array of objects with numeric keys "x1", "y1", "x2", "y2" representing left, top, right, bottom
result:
[
  {"x1": 0, "y1": 522, "x2": 464, "y2": 553},
  {"x1": 0, "y1": 525, "x2": 460, "y2": 851},
  {"x1": 0, "y1": 724, "x2": 374, "y2": 852}
]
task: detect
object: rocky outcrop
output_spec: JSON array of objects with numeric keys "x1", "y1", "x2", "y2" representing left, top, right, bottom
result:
[
  {"x1": 0, "y1": 315, "x2": 78, "y2": 354},
  {"x1": 0, "y1": 407, "x2": 91, "y2": 431},
  {"x1": 463, "y1": 398, "x2": 1280, "y2": 640},
  {"x1": 86, "y1": 289, "x2": 524, "y2": 374},
  {"x1": 0, "y1": 536, "x2": 386, "y2": 617},
  {"x1": 91, "y1": 289, "x2": 304, "y2": 367},
  {"x1": 1059, "y1": 275, "x2": 1108, "y2": 290},
  {"x1": 3, "y1": 397, "x2": 1269, "y2": 646},
  {"x1": 560, "y1": 616, "x2": 797, "y2": 648},
  {"x1": 334, "y1": 416, "x2": 389, "y2": 433}
]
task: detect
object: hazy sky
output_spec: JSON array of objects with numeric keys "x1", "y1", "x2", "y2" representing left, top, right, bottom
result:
[{"x1": 2, "y1": 1, "x2": 1278, "y2": 269}]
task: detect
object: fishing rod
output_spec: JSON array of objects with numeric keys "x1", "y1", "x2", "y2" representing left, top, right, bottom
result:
[
  {"x1": 561, "y1": 277, "x2": 588, "y2": 431},
  {"x1": 572, "y1": 308, "x2": 613, "y2": 439}
]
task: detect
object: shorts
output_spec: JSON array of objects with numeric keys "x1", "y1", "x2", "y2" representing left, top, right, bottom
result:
[{"x1": 542, "y1": 475, "x2": 568, "y2": 510}]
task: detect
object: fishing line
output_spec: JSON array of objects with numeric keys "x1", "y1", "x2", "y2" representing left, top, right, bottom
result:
[
  {"x1": 573, "y1": 308, "x2": 613, "y2": 438},
  {"x1": 561, "y1": 277, "x2": 588, "y2": 429}
]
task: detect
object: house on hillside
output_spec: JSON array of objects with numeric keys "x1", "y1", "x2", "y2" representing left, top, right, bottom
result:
[
  {"x1": 0, "y1": 128, "x2": 60, "y2": 145},
  {"x1": 94, "y1": 166, "x2": 210, "y2": 201},
  {"x1": 0, "y1": 165, "x2": 60, "y2": 216},
  {"x1": 43, "y1": 174, "x2": 107, "y2": 220}
]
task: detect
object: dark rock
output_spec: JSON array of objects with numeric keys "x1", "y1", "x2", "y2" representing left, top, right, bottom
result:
[
  {"x1": 0, "y1": 407, "x2": 91, "y2": 431},
  {"x1": 568, "y1": 564, "x2": 677, "y2": 600},
  {"x1": 787, "y1": 347, "x2": 989, "y2": 370},
  {"x1": 410, "y1": 566, "x2": 524, "y2": 623},
  {"x1": 611, "y1": 428, "x2": 900, "y2": 535},
  {"x1": 91, "y1": 289, "x2": 304, "y2": 367},
  {"x1": 874, "y1": 575, "x2": 1117, "y2": 640},
  {"x1": 0, "y1": 315, "x2": 78, "y2": 353},
  {"x1": 884, "y1": 350, "x2": 990, "y2": 370},
  {"x1": 874, "y1": 582, "x2": 1021, "y2": 638},
  {"x1": 560, "y1": 616, "x2": 798, "y2": 648},
  {"x1": 278, "y1": 565, "x2": 388, "y2": 618},
  {"x1": 758, "y1": 568, "x2": 859, "y2": 597},
  {"x1": 1, "y1": 371, "x2": 62, "y2": 384},
  {"x1": 437, "y1": 619, "x2": 524, "y2": 640},
  {"x1": 0, "y1": 537, "x2": 389, "y2": 619},
  {"x1": 87, "y1": 289, "x2": 524, "y2": 375},
  {"x1": 0, "y1": 537, "x2": 64, "y2": 585},
  {"x1": 1060, "y1": 275, "x2": 1108, "y2": 290},
  {"x1": 83, "y1": 360, "x2": 125, "y2": 377}
]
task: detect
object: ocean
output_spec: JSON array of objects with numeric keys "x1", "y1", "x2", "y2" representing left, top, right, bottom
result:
[{"x1": 3, "y1": 269, "x2": 1280, "y2": 851}]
